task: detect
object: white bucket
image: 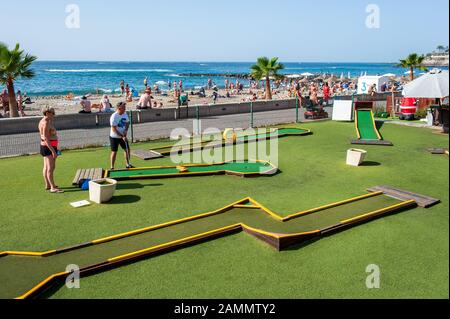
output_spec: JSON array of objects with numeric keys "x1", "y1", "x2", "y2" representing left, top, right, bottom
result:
[
  {"x1": 89, "y1": 178, "x2": 117, "y2": 204},
  {"x1": 346, "y1": 149, "x2": 367, "y2": 166}
]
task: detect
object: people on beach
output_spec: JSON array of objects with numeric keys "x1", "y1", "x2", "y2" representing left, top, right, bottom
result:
[
  {"x1": 120, "y1": 80, "x2": 125, "y2": 95},
  {"x1": 323, "y1": 83, "x2": 330, "y2": 104},
  {"x1": 212, "y1": 91, "x2": 219, "y2": 104},
  {"x1": 79, "y1": 96, "x2": 92, "y2": 113},
  {"x1": 310, "y1": 84, "x2": 318, "y2": 105},
  {"x1": 136, "y1": 88, "x2": 152, "y2": 109},
  {"x1": 1, "y1": 89, "x2": 9, "y2": 116},
  {"x1": 109, "y1": 102, "x2": 132, "y2": 170},
  {"x1": 144, "y1": 77, "x2": 148, "y2": 89},
  {"x1": 16, "y1": 90, "x2": 25, "y2": 116},
  {"x1": 38, "y1": 106, "x2": 63, "y2": 193},
  {"x1": 100, "y1": 95, "x2": 113, "y2": 112},
  {"x1": 368, "y1": 84, "x2": 377, "y2": 96}
]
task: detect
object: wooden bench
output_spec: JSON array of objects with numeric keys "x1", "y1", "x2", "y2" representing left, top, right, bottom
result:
[{"x1": 72, "y1": 168, "x2": 104, "y2": 186}]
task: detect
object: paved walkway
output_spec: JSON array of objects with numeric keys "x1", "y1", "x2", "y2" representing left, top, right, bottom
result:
[{"x1": 0, "y1": 107, "x2": 332, "y2": 158}]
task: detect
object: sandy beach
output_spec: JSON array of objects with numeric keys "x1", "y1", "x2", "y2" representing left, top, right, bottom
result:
[{"x1": 19, "y1": 87, "x2": 294, "y2": 117}]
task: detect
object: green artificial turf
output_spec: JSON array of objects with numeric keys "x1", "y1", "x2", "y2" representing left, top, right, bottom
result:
[
  {"x1": 0, "y1": 193, "x2": 405, "y2": 299},
  {"x1": 0, "y1": 121, "x2": 448, "y2": 299},
  {"x1": 356, "y1": 110, "x2": 380, "y2": 140}
]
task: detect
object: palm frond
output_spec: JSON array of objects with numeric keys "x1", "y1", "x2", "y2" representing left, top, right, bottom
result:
[
  {"x1": 256, "y1": 57, "x2": 269, "y2": 67},
  {"x1": 0, "y1": 43, "x2": 37, "y2": 85}
]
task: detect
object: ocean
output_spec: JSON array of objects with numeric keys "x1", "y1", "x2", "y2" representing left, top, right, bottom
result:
[{"x1": 10, "y1": 61, "x2": 449, "y2": 96}]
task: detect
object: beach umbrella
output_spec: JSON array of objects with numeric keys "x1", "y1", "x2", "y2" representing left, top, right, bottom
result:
[
  {"x1": 402, "y1": 69, "x2": 449, "y2": 98},
  {"x1": 301, "y1": 72, "x2": 314, "y2": 77},
  {"x1": 300, "y1": 77, "x2": 309, "y2": 83},
  {"x1": 325, "y1": 75, "x2": 337, "y2": 82},
  {"x1": 383, "y1": 73, "x2": 396, "y2": 77},
  {"x1": 285, "y1": 74, "x2": 301, "y2": 79}
]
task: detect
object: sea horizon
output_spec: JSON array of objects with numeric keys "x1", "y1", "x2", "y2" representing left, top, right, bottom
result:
[{"x1": 9, "y1": 61, "x2": 448, "y2": 97}]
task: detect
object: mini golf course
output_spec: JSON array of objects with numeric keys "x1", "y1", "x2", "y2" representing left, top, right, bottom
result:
[
  {"x1": 104, "y1": 161, "x2": 278, "y2": 181},
  {"x1": 352, "y1": 109, "x2": 393, "y2": 146},
  {"x1": 72, "y1": 161, "x2": 278, "y2": 185},
  {"x1": 0, "y1": 186, "x2": 438, "y2": 299},
  {"x1": 133, "y1": 127, "x2": 311, "y2": 160}
]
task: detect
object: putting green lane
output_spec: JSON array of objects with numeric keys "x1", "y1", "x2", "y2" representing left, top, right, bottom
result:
[
  {"x1": 0, "y1": 192, "x2": 414, "y2": 299},
  {"x1": 356, "y1": 110, "x2": 381, "y2": 141},
  {"x1": 151, "y1": 127, "x2": 310, "y2": 155},
  {"x1": 106, "y1": 161, "x2": 276, "y2": 179}
]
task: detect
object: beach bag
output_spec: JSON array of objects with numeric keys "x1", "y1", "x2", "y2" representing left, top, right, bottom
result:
[{"x1": 78, "y1": 179, "x2": 91, "y2": 190}]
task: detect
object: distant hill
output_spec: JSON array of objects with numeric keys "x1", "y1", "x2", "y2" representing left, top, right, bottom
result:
[
  {"x1": 423, "y1": 54, "x2": 449, "y2": 66},
  {"x1": 423, "y1": 47, "x2": 449, "y2": 66}
]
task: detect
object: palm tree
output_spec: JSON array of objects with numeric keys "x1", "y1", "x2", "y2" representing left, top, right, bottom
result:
[
  {"x1": 250, "y1": 57, "x2": 284, "y2": 100},
  {"x1": 397, "y1": 53, "x2": 427, "y2": 81},
  {"x1": 436, "y1": 45, "x2": 445, "y2": 54},
  {"x1": 0, "y1": 43, "x2": 37, "y2": 117}
]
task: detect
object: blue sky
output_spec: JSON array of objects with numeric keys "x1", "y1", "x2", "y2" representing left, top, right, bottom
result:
[{"x1": 1, "y1": 0, "x2": 448, "y2": 62}]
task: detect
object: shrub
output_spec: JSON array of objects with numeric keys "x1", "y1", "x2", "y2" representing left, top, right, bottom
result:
[{"x1": 415, "y1": 108, "x2": 428, "y2": 119}]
